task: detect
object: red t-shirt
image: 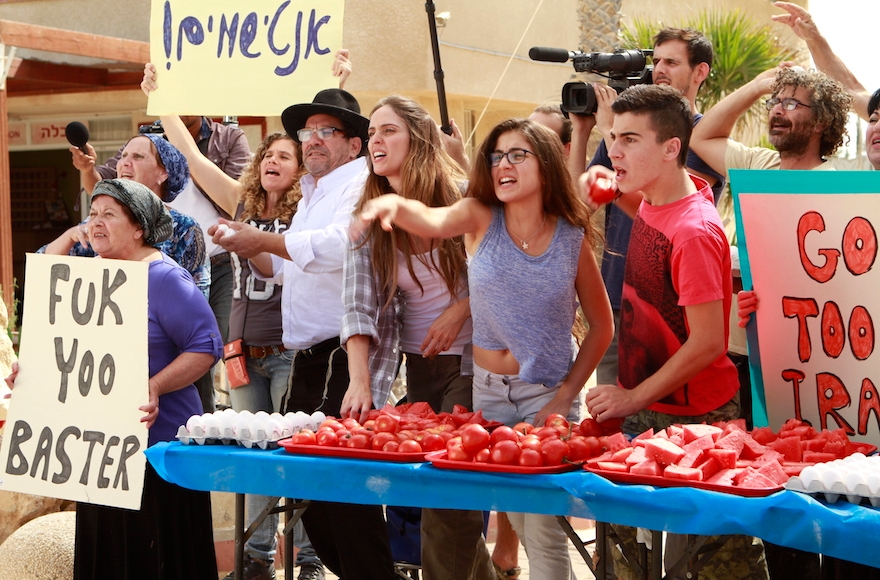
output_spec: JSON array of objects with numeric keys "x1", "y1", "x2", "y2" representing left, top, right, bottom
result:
[{"x1": 619, "y1": 175, "x2": 739, "y2": 416}]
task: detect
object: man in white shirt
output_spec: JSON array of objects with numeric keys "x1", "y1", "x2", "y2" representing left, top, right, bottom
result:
[{"x1": 213, "y1": 89, "x2": 396, "y2": 580}]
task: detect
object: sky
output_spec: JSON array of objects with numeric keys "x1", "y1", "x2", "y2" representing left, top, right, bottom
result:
[
  {"x1": 809, "y1": 0, "x2": 876, "y2": 157},
  {"x1": 810, "y1": 0, "x2": 878, "y2": 92}
]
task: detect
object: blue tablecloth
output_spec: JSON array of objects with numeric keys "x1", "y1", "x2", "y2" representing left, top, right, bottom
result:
[{"x1": 146, "y1": 442, "x2": 880, "y2": 568}]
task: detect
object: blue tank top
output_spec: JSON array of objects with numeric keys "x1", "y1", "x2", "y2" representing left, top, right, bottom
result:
[{"x1": 469, "y1": 206, "x2": 583, "y2": 386}]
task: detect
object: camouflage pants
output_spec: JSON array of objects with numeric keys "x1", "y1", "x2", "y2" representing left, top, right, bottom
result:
[{"x1": 608, "y1": 394, "x2": 769, "y2": 580}]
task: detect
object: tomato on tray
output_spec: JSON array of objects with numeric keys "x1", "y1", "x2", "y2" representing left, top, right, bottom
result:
[
  {"x1": 426, "y1": 450, "x2": 580, "y2": 474},
  {"x1": 279, "y1": 438, "x2": 429, "y2": 462}
]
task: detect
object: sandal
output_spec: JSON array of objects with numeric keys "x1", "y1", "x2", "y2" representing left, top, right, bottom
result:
[{"x1": 493, "y1": 561, "x2": 522, "y2": 580}]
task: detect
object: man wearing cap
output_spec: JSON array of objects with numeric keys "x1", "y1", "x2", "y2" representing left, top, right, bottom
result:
[{"x1": 212, "y1": 89, "x2": 396, "y2": 580}]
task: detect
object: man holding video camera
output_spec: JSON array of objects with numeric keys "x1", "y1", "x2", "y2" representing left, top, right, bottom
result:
[{"x1": 580, "y1": 28, "x2": 724, "y2": 390}]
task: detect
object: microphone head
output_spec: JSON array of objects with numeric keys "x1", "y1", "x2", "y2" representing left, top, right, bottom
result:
[
  {"x1": 528, "y1": 47, "x2": 571, "y2": 63},
  {"x1": 65, "y1": 121, "x2": 90, "y2": 148}
]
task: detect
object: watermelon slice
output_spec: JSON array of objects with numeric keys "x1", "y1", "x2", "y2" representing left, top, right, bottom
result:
[
  {"x1": 644, "y1": 438, "x2": 686, "y2": 466},
  {"x1": 683, "y1": 434, "x2": 716, "y2": 453},
  {"x1": 705, "y1": 468, "x2": 740, "y2": 486},
  {"x1": 768, "y1": 435, "x2": 802, "y2": 462},
  {"x1": 707, "y1": 448, "x2": 737, "y2": 470},
  {"x1": 738, "y1": 468, "x2": 779, "y2": 489},
  {"x1": 739, "y1": 434, "x2": 768, "y2": 460},
  {"x1": 603, "y1": 432, "x2": 630, "y2": 453},
  {"x1": 664, "y1": 464, "x2": 702, "y2": 481},
  {"x1": 624, "y1": 446, "x2": 647, "y2": 465},
  {"x1": 696, "y1": 456, "x2": 722, "y2": 481},
  {"x1": 803, "y1": 451, "x2": 837, "y2": 464},
  {"x1": 715, "y1": 429, "x2": 746, "y2": 457},
  {"x1": 610, "y1": 447, "x2": 634, "y2": 463},
  {"x1": 755, "y1": 460, "x2": 789, "y2": 485},
  {"x1": 678, "y1": 448, "x2": 706, "y2": 469},
  {"x1": 630, "y1": 459, "x2": 663, "y2": 476},
  {"x1": 750, "y1": 426, "x2": 776, "y2": 446},
  {"x1": 683, "y1": 424, "x2": 723, "y2": 444},
  {"x1": 596, "y1": 461, "x2": 630, "y2": 473}
]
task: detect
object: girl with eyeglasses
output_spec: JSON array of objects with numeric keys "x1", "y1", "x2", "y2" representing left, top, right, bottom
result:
[{"x1": 353, "y1": 117, "x2": 613, "y2": 579}]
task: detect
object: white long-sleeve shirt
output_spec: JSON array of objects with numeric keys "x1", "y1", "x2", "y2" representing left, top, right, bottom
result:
[{"x1": 270, "y1": 157, "x2": 368, "y2": 350}]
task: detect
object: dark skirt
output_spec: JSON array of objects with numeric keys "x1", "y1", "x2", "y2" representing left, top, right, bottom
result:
[{"x1": 74, "y1": 463, "x2": 218, "y2": 580}]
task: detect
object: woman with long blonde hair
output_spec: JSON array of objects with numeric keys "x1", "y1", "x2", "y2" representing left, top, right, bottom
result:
[{"x1": 340, "y1": 95, "x2": 495, "y2": 579}]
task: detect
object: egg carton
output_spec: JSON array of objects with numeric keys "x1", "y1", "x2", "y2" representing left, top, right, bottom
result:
[
  {"x1": 785, "y1": 477, "x2": 880, "y2": 507},
  {"x1": 175, "y1": 424, "x2": 288, "y2": 449}
]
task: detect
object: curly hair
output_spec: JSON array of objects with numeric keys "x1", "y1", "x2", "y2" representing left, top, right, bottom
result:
[
  {"x1": 356, "y1": 95, "x2": 468, "y2": 308},
  {"x1": 772, "y1": 68, "x2": 852, "y2": 158},
  {"x1": 237, "y1": 133, "x2": 304, "y2": 223}
]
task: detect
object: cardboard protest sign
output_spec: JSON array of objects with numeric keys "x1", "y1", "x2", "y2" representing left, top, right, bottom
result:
[
  {"x1": 148, "y1": 0, "x2": 345, "y2": 116},
  {"x1": 731, "y1": 169, "x2": 880, "y2": 446},
  {"x1": 0, "y1": 254, "x2": 149, "y2": 510}
]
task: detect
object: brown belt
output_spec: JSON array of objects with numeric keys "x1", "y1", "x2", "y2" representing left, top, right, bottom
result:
[{"x1": 245, "y1": 344, "x2": 287, "y2": 359}]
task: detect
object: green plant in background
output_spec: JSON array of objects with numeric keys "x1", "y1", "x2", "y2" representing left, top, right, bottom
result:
[{"x1": 620, "y1": 10, "x2": 801, "y2": 244}]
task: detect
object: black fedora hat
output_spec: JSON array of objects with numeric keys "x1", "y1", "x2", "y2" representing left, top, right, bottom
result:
[{"x1": 281, "y1": 89, "x2": 369, "y2": 143}]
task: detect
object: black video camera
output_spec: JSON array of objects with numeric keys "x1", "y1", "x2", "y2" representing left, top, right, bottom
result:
[
  {"x1": 529, "y1": 46, "x2": 654, "y2": 115},
  {"x1": 138, "y1": 120, "x2": 165, "y2": 135}
]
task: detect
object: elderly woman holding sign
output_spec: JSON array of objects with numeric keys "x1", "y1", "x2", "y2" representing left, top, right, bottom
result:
[{"x1": 7, "y1": 178, "x2": 222, "y2": 580}]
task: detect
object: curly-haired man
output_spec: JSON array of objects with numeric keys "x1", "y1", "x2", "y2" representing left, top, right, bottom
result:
[{"x1": 691, "y1": 65, "x2": 870, "y2": 173}]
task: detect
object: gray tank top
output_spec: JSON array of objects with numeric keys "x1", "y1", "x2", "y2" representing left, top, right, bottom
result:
[{"x1": 469, "y1": 206, "x2": 583, "y2": 386}]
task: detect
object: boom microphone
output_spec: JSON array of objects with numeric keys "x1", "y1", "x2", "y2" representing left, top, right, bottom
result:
[
  {"x1": 65, "y1": 121, "x2": 90, "y2": 154},
  {"x1": 528, "y1": 47, "x2": 578, "y2": 63}
]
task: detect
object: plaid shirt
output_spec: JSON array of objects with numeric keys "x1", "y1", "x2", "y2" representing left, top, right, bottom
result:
[{"x1": 340, "y1": 239, "x2": 403, "y2": 409}]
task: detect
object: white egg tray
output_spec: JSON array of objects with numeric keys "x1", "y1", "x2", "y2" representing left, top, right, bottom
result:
[
  {"x1": 784, "y1": 453, "x2": 880, "y2": 507},
  {"x1": 175, "y1": 410, "x2": 327, "y2": 450}
]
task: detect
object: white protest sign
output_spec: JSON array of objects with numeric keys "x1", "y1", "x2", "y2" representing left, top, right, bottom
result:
[
  {"x1": 0, "y1": 254, "x2": 149, "y2": 510},
  {"x1": 148, "y1": 0, "x2": 345, "y2": 116},
  {"x1": 732, "y1": 169, "x2": 880, "y2": 446}
]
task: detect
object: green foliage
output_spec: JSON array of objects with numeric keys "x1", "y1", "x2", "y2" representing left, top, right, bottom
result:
[{"x1": 620, "y1": 10, "x2": 801, "y2": 140}]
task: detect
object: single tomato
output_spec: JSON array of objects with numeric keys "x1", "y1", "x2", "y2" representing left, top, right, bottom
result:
[
  {"x1": 541, "y1": 438, "x2": 569, "y2": 465},
  {"x1": 580, "y1": 418, "x2": 603, "y2": 437},
  {"x1": 567, "y1": 436, "x2": 591, "y2": 461},
  {"x1": 518, "y1": 448, "x2": 544, "y2": 467},
  {"x1": 474, "y1": 448, "x2": 491, "y2": 463},
  {"x1": 382, "y1": 440, "x2": 400, "y2": 453},
  {"x1": 512, "y1": 422, "x2": 533, "y2": 435},
  {"x1": 520, "y1": 434, "x2": 543, "y2": 453},
  {"x1": 374, "y1": 414, "x2": 400, "y2": 434},
  {"x1": 590, "y1": 176, "x2": 617, "y2": 204},
  {"x1": 341, "y1": 418, "x2": 361, "y2": 431},
  {"x1": 491, "y1": 440, "x2": 521, "y2": 465},
  {"x1": 460, "y1": 424, "x2": 491, "y2": 455},
  {"x1": 447, "y1": 443, "x2": 471, "y2": 462},
  {"x1": 291, "y1": 429, "x2": 316, "y2": 445},
  {"x1": 544, "y1": 413, "x2": 570, "y2": 432},
  {"x1": 347, "y1": 433, "x2": 370, "y2": 449},
  {"x1": 316, "y1": 430, "x2": 339, "y2": 447},
  {"x1": 490, "y1": 426, "x2": 519, "y2": 445},
  {"x1": 421, "y1": 433, "x2": 445, "y2": 452},
  {"x1": 399, "y1": 439, "x2": 423, "y2": 454}
]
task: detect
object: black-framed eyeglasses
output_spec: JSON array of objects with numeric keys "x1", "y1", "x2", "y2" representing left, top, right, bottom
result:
[
  {"x1": 297, "y1": 126, "x2": 342, "y2": 142},
  {"x1": 765, "y1": 97, "x2": 811, "y2": 112},
  {"x1": 488, "y1": 148, "x2": 536, "y2": 167}
]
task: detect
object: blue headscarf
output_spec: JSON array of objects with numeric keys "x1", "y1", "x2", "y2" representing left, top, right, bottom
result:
[{"x1": 141, "y1": 133, "x2": 189, "y2": 202}]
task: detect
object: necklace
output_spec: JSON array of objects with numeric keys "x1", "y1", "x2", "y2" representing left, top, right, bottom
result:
[{"x1": 508, "y1": 214, "x2": 546, "y2": 250}]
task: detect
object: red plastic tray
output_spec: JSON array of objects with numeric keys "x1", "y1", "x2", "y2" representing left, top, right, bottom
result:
[
  {"x1": 278, "y1": 438, "x2": 429, "y2": 463},
  {"x1": 585, "y1": 466, "x2": 783, "y2": 497},
  {"x1": 425, "y1": 450, "x2": 580, "y2": 474}
]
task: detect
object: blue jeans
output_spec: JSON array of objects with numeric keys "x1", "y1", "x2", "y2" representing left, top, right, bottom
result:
[{"x1": 233, "y1": 351, "x2": 319, "y2": 565}]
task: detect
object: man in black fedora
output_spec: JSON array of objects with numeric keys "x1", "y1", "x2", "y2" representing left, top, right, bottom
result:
[{"x1": 212, "y1": 88, "x2": 396, "y2": 580}]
